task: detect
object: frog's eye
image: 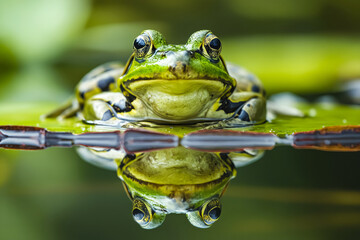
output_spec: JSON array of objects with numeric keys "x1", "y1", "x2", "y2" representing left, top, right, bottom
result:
[
  {"x1": 186, "y1": 198, "x2": 222, "y2": 228},
  {"x1": 132, "y1": 198, "x2": 166, "y2": 229},
  {"x1": 201, "y1": 198, "x2": 221, "y2": 225},
  {"x1": 133, "y1": 33, "x2": 153, "y2": 59},
  {"x1": 202, "y1": 33, "x2": 222, "y2": 61},
  {"x1": 132, "y1": 198, "x2": 152, "y2": 226}
]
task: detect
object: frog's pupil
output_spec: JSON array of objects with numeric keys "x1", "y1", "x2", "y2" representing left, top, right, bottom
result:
[
  {"x1": 134, "y1": 37, "x2": 146, "y2": 49},
  {"x1": 210, "y1": 38, "x2": 221, "y2": 50},
  {"x1": 133, "y1": 209, "x2": 145, "y2": 221},
  {"x1": 209, "y1": 207, "x2": 221, "y2": 219}
]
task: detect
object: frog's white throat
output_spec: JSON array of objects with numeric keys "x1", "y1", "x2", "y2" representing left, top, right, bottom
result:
[{"x1": 128, "y1": 79, "x2": 229, "y2": 120}]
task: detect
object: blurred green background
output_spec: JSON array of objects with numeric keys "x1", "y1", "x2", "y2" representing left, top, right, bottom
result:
[
  {"x1": 0, "y1": 0, "x2": 360, "y2": 239},
  {"x1": 1, "y1": 0, "x2": 360, "y2": 103}
]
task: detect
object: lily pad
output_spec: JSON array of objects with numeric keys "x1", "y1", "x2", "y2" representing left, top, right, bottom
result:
[
  {"x1": 1, "y1": 100, "x2": 359, "y2": 153},
  {"x1": 0, "y1": 102, "x2": 359, "y2": 137},
  {"x1": 240, "y1": 103, "x2": 360, "y2": 137}
]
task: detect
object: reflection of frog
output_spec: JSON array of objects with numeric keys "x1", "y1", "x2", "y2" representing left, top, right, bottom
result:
[
  {"x1": 47, "y1": 30, "x2": 266, "y2": 125},
  {"x1": 77, "y1": 146, "x2": 263, "y2": 228}
]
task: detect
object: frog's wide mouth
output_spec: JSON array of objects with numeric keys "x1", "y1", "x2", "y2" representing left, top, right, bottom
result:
[
  {"x1": 126, "y1": 79, "x2": 229, "y2": 94},
  {"x1": 123, "y1": 76, "x2": 233, "y2": 87},
  {"x1": 123, "y1": 77, "x2": 234, "y2": 97}
]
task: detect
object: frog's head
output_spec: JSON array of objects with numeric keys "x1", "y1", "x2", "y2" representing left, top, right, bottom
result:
[
  {"x1": 128, "y1": 195, "x2": 223, "y2": 229},
  {"x1": 118, "y1": 147, "x2": 236, "y2": 229},
  {"x1": 119, "y1": 30, "x2": 236, "y2": 120}
]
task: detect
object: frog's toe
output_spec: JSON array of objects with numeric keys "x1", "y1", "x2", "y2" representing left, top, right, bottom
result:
[
  {"x1": 237, "y1": 98, "x2": 266, "y2": 123},
  {"x1": 83, "y1": 99, "x2": 116, "y2": 122},
  {"x1": 238, "y1": 109, "x2": 250, "y2": 121},
  {"x1": 43, "y1": 99, "x2": 79, "y2": 120},
  {"x1": 101, "y1": 109, "x2": 116, "y2": 121}
]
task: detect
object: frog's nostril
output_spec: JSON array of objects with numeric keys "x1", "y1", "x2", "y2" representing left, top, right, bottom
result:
[{"x1": 169, "y1": 61, "x2": 188, "y2": 74}]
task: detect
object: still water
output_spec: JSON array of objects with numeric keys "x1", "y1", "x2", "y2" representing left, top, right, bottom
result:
[{"x1": 1, "y1": 126, "x2": 359, "y2": 240}]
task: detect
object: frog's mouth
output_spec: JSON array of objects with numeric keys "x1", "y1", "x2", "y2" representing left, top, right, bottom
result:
[{"x1": 124, "y1": 79, "x2": 232, "y2": 120}]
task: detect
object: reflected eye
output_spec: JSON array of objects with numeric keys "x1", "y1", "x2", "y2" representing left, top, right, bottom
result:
[
  {"x1": 133, "y1": 33, "x2": 152, "y2": 59},
  {"x1": 201, "y1": 198, "x2": 221, "y2": 225},
  {"x1": 186, "y1": 197, "x2": 222, "y2": 228},
  {"x1": 131, "y1": 197, "x2": 166, "y2": 229},
  {"x1": 132, "y1": 208, "x2": 145, "y2": 221},
  {"x1": 202, "y1": 33, "x2": 222, "y2": 61},
  {"x1": 132, "y1": 198, "x2": 152, "y2": 226}
]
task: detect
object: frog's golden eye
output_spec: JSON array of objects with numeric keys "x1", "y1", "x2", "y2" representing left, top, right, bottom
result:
[
  {"x1": 132, "y1": 198, "x2": 166, "y2": 229},
  {"x1": 133, "y1": 33, "x2": 153, "y2": 59},
  {"x1": 201, "y1": 198, "x2": 221, "y2": 225},
  {"x1": 202, "y1": 33, "x2": 222, "y2": 61},
  {"x1": 186, "y1": 198, "x2": 222, "y2": 228},
  {"x1": 132, "y1": 198, "x2": 152, "y2": 226}
]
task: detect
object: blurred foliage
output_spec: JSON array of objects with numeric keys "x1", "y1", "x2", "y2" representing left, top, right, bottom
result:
[
  {"x1": 0, "y1": 0, "x2": 360, "y2": 102},
  {"x1": 0, "y1": 0, "x2": 90, "y2": 63},
  {"x1": 0, "y1": 66, "x2": 69, "y2": 103},
  {"x1": 223, "y1": 36, "x2": 360, "y2": 93},
  {"x1": 87, "y1": 0, "x2": 360, "y2": 36}
]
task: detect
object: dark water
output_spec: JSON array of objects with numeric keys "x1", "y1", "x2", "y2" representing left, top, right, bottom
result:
[{"x1": 1, "y1": 127, "x2": 360, "y2": 239}]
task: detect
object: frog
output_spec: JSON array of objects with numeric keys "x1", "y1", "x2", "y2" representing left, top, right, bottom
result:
[
  {"x1": 77, "y1": 145, "x2": 263, "y2": 229},
  {"x1": 46, "y1": 29, "x2": 266, "y2": 125}
]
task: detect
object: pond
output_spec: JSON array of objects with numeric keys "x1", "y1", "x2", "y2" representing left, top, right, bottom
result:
[{"x1": 0, "y1": 110, "x2": 360, "y2": 239}]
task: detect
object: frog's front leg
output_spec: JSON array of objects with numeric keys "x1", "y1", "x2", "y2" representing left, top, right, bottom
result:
[
  {"x1": 236, "y1": 96, "x2": 266, "y2": 122},
  {"x1": 210, "y1": 92, "x2": 266, "y2": 123},
  {"x1": 82, "y1": 92, "x2": 147, "y2": 123}
]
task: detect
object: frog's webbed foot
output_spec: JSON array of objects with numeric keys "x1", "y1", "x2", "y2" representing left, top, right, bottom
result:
[
  {"x1": 237, "y1": 97, "x2": 266, "y2": 123},
  {"x1": 43, "y1": 98, "x2": 80, "y2": 120},
  {"x1": 82, "y1": 92, "x2": 135, "y2": 126}
]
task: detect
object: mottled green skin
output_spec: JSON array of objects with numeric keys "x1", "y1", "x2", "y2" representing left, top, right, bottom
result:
[
  {"x1": 48, "y1": 29, "x2": 266, "y2": 125},
  {"x1": 121, "y1": 30, "x2": 234, "y2": 84}
]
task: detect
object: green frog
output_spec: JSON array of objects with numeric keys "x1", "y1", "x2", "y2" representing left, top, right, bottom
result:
[
  {"x1": 47, "y1": 30, "x2": 266, "y2": 125},
  {"x1": 78, "y1": 146, "x2": 263, "y2": 228}
]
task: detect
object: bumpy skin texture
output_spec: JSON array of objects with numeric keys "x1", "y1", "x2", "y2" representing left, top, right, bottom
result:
[{"x1": 48, "y1": 30, "x2": 266, "y2": 125}]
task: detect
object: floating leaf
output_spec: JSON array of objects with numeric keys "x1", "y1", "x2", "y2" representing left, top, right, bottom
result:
[
  {"x1": 0, "y1": 125, "x2": 178, "y2": 153},
  {"x1": 293, "y1": 126, "x2": 360, "y2": 152},
  {"x1": 0, "y1": 102, "x2": 359, "y2": 153},
  {"x1": 181, "y1": 130, "x2": 277, "y2": 152}
]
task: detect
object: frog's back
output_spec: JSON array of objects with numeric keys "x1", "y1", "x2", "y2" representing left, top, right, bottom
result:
[
  {"x1": 43, "y1": 62, "x2": 124, "y2": 119},
  {"x1": 227, "y1": 62, "x2": 266, "y2": 97},
  {"x1": 76, "y1": 62, "x2": 124, "y2": 106}
]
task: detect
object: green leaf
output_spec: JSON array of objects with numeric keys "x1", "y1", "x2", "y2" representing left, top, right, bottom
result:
[
  {"x1": 0, "y1": 102, "x2": 359, "y2": 137},
  {"x1": 240, "y1": 103, "x2": 360, "y2": 137}
]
